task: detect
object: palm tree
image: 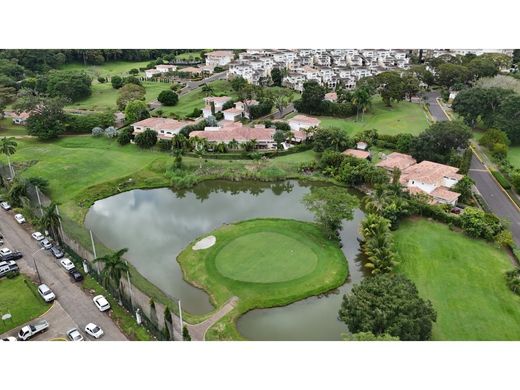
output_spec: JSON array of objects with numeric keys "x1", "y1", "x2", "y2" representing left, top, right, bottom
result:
[
  {"x1": 360, "y1": 214, "x2": 396, "y2": 274},
  {"x1": 0, "y1": 137, "x2": 17, "y2": 179},
  {"x1": 39, "y1": 202, "x2": 63, "y2": 243},
  {"x1": 7, "y1": 178, "x2": 28, "y2": 207},
  {"x1": 351, "y1": 88, "x2": 372, "y2": 121},
  {"x1": 228, "y1": 139, "x2": 239, "y2": 151},
  {"x1": 94, "y1": 248, "x2": 130, "y2": 301},
  {"x1": 201, "y1": 84, "x2": 214, "y2": 97}
]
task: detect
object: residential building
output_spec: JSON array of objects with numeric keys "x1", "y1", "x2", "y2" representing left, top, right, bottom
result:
[
  {"x1": 202, "y1": 96, "x2": 232, "y2": 118},
  {"x1": 190, "y1": 124, "x2": 277, "y2": 149},
  {"x1": 343, "y1": 149, "x2": 371, "y2": 160},
  {"x1": 11, "y1": 111, "x2": 30, "y2": 125},
  {"x1": 131, "y1": 117, "x2": 190, "y2": 139},
  {"x1": 288, "y1": 115, "x2": 321, "y2": 131},
  {"x1": 205, "y1": 50, "x2": 234, "y2": 67},
  {"x1": 324, "y1": 91, "x2": 338, "y2": 102}
]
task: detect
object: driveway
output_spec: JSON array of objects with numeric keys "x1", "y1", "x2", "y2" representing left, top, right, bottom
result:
[
  {"x1": 425, "y1": 91, "x2": 520, "y2": 246},
  {"x1": 0, "y1": 210, "x2": 127, "y2": 341}
]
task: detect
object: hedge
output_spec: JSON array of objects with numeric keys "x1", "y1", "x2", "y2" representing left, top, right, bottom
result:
[{"x1": 491, "y1": 170, "x2": 511, "y2": 189}]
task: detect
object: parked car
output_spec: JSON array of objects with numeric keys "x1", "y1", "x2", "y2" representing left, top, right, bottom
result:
[
  {"x1": 66, "y1": 328, "x2": 84, "y2": 342},
  {"x1": 18, "y1": 320, "x2": 49, "y2": 341},
  {"x1": 0, "y1": 248, "x2": 12, "y2": 256},
  {"x1": 0, "y1": 202, "x2": 11, "y2": 210},
  {"x1": 31, "y1": 232, "x2": 45, "y2": 241},
  {"x1": 451, "y1": 207, "x2": 462, "y2": 215},
  {"x1": 50, "y1": 246, "x2": 64, "y2": 259},
  {"x1": 0, "y1": 337, "x2": 17, "y2": 342},
  {"x1": 40, "y1": 238, "x2": 53, "y2": 250},
  {"x1": 84, "y1": 323, "x2": 104, "y2": 339},
  {"x1": 14, "y1": 214, "x2": 26, "y2": 224},
  {"x1": 37, "y1": 284, "x2": 56, "y2": 303},
  {"x1": 0, "y1": 251, "x2": 23, "y2": 262},
  {"x1": 0, "y1": 260, "x2": 18, "y2": 278},
  {"x1": 69, "y1": 268, "x2": 84, "y2": 282},
  {"x1": 93, "y1": 295, "x2": 110, "y2": 312},
  {"x1": 60, "y1": 258, "x2": 75, "y2": 271}
]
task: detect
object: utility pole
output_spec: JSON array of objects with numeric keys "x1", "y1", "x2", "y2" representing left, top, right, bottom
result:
[
  {"x1": 178, "y1": 300, "x2": 183, "y2": 341},
  {"x1": 126, "y1": 261, "x2": 134, "y2": 311},
  {"x1": 89, "y1": 230, "x2": 100, "y2": 274},
  {"x1": 35, "y1": 185, "x2": 44, "y2": 217},
  {"x1": 31, "y1": 248, "x2": 45, "y2": 285}
]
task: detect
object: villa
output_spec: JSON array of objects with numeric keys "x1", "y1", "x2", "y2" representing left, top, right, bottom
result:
[
  {"x1": 343, "y1": 149, "x2": 371, "y2": 160},
  {"x1": 11, "y1": 111, "x2": 30, "y2": 125},
  {"x1": 131, "y1": 117, "x2": 191, "y2": 139},
  {"x1": 189, "y1": 123, "x2": 276, "y2": 149},
  {"x1": 288, "y1": 115, "x2": 321, "y2": 131},
  {"x1": 376, "y1": 152, "x2": 462, "y2": 205},
  {"x1": 205, "y1": 50, "x2": 234, "y2": 67}
]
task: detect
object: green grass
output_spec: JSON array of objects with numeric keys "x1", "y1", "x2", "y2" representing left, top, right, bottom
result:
[
  {"x1": 394, "y1": 218, "x2": 520, "y2": 340},
  {"x1": 316, "y1": 96, "x2": 430, "y2": 136},
  {"x1": 60, "y1": 61, "x2": 151, "y2": 78},
  {"x1": 0, "y1": 276, "x2": 49, "y2": 334},
  {"x1": 175, "y1": 51, "x2": 203, "y2": 61},
  {"x1": 0, "y1": 118, "x2": 28, "y2": 137},
  {"x1": 177, "y1": 218, "x2": 348, "y2": 340},
  {"x1": 507, "y1": 147, "x2": 520, "y2": 169}
]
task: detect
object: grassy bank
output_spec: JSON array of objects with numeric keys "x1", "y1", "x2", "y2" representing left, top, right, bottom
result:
[
  {"x1": 394, "y1": 218, "x2": 520, "y2": 340},
  {"x1": 177, "y1": 218, "x2": 349, "y2": 340},
  {"x1": 0, "y1": 276, "x2": 49, "y2": 334}
]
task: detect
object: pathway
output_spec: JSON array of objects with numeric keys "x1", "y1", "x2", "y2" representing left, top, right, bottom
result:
[{"x1": 186, "y1": 296, "x2": 239, "y2": 341}]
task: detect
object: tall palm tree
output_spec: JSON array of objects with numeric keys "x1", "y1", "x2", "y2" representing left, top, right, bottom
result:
[
  {"x1": 94, "y1": 248, "x2": 130, "y2": 301},
  {"x1": 39, "y1": 202, "x2": 63, "y2": 243},
  {"x1": 0, "y1": 137, "x2": 17, "y2": 179},
  {"x1": 201, "y1": 84, "x2": 214, "y2": 97},
  {"x1": 228, "y1": 139, "x2": 239, "y2": 151},
  {"x1": 351, "y1": 88, "x2": 372, "y2": 121}
]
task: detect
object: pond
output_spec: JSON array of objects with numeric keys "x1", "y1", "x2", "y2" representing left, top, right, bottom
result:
[{"x1": 84, "y1": 180, "x2": 366, "y2": 340}]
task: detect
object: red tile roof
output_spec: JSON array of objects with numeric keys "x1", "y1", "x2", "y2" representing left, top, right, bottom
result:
[
  {"x1": 343, "y1": 149, "x2": 370, "y2": 159},
  {"x1": 190, "y1": 127, "x2": 275, "y2": 143}
]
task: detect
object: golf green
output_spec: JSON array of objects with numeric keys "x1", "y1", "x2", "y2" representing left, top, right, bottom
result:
[{"x1": 215, "y1": 232, "x2": 318, "y2": 283}]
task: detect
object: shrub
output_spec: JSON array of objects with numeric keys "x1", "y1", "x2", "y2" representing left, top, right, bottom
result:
[
  {"x1": 91, "y1": 127, "x2": 104, "y2": 137},
  {"x1": 274, "y1": 122, "x2": 291, "y2": 131},
  {"x1": 187, "y1": 108, "x2": 202, "y2": 118},
  {"x1": 505, "y1": 269, "x2": 520, "y2": 295},
  {"x1": 222, "y1": 100, "x2": 235, "y2": 110},
  {"x1": 129, "y1": 68, "x2": 139, "y2": 75},
  {"x1": 124, "y1": 75, "x2": 142, "y2": 86},
  {"x1": 65, "y1": 111, "x2": 115, "y2": 134},
  {"x1": 157, "y1": 139, "x2": 173, "y2": 152},
  {"x1": 97, "y1": 76, "x2": 106, "y2": 83},
  {"x1": 104, "y1": 126, "x2": 117, "y2": 138},
  {"x1": 111, "y1": 75, "x2": 123, "y2": 89},
  {"x1": 491, "y1": 143, "x2": 508, "y2": 159},
  {"x1": 491, "y1": 170, "x2": 511, "y2": 189},
  {"x1": 117, "y1": 131, "x2": 131, "y2": 146},
  {"x1": 158, "y1": 90, "x2": 179, "y2": 106},
  {"x1": 134, "y1": 129, "x2": 157, "y2": 149}
]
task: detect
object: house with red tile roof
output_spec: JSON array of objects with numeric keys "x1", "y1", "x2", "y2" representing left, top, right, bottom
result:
[
  {"x1": 11, "y1": 111, "x2": 30, "y2": 125},
  {"x1": 190, "y1": 125, "x2": 276, "y2": 149},
  {"x1": 343, "y1": 149, "x2": 371, "y2": 160},
  {"x1": 131, "y1": 117, "x2": 191, "y2": 139},
  {"x1": 288, "y1": 115, "x2": 321, "y2": 131},
  {"x1": 376, "y1": 152, "x2": 462, "y2": 205},
  {"x1": 205, "y1": 50, "x2": 234, "y2": 67}
]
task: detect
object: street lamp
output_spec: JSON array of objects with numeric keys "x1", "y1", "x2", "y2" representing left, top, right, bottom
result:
[{"x1": 31, "y1": 247, "x2": 45, "y2": 285}]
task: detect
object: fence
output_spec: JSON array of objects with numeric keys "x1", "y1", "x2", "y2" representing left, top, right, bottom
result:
[{"x1": 0, "y1": 164, "x2": 184, "y2": 340}]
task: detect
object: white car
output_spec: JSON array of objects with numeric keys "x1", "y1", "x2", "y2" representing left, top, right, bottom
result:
[
  {"x1": 66, "y1": 328, "x2": 84, "y2": 341},
  {"x1": 60, "y1": 258, "x2": 75, "y2": 271},
  {"x1": 14, "y1": 214, "x2": 25, "y2": 224},
  {"x1": 93, "y1": 295, "x2": 110, "y2": 312},
  {"x1": 40, "y1": 238, "x2": 53, "y2": 250},
  {"x1": 31, "y1": 232, "x2": 45, "y2": 241},
  {"x1": 0, "y1": 337, "x2": 17, "y2": 342},
  {"x1": 85, "y1": 323, "x2": 104, "y2": 339},
  {"x1": 37, "y1": 284, "x2": 56, "y2": 303},
  {"x1": 0, "y1": 248, "x2": 12, "y2": 256},
  {"x1": 0, "y1": 202, "x2": 11, "y2": 210}
]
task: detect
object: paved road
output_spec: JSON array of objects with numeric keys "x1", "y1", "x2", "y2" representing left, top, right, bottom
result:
[
  {"x1": 187, "y1": 296, "x2": 238, "y2": 341},
  {"x1": 425, "y1": 91, "x2": 520, "y2": 246},
  {"x1": 180, "y1": 71, "x2": 227, "y2": 96},
  {"x1": 0, "y1": 210, "x2": 127, "y2": 341}
]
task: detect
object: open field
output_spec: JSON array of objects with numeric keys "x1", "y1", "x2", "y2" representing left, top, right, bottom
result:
[
  {"x1": 394, "y1": 218, "x2": 520, "y2": 340},
  {"x1": 316, "y1": 96, "x2": 430, "y2": 136},
  {"x1": 0, "y1": 276, "x2": 49, "y2": 334},
  {"x1": 60, "y1": 61, "x2": 151, "y2": 78},
  {"x1": 175, "y1": 51, "x2": 203, "y2": 61},
  {"x1": 507, "y1": 147, "x2": 520, "y2": 169},
  {"x1": 178, "y1": 218, "x2": 348, "y2": 340},
  {"x1": 0, "y1": 118, "x2": 27, "y2": 137}
]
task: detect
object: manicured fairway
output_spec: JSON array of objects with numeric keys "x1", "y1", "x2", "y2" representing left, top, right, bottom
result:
[
  {"x1": 215, "y1": 232, "x2": 318, "y2": 283},
  {"x1": 0, "y1": 276, "x2": 49, "y2": 334},
  {"x1": 507, "y1": 146, "x2": 520, "y2": 169},
  {"x1": 178, "y1": 218, "x2": 348, "y2": 339},
  {"x1": 0, "y1": 118, "x2": 27, "y2": 137},
  {"x1": 316, "y1": 96, "x2": 430, "y2": 136},
  {"x1": 394, "y1": 219, "x2": 520, "y2": 340}
]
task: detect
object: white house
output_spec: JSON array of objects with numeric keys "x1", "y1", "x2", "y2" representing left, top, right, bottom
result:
[
  {"x1": 131, "y1": 117, "x2": 190, "y2": 139},
  {"x1": 205, "y1": 50, "x2": 234, "y2": 67},
  {"x1": 288, "y1": 115, "x2": 321, "y2": 131},
  {"x1": 145, "y1": 69, "x2": 162, "y2": 78},
  {"x1": 11, "y1": 112, "x2": 30, "y2": 125},
  {"x1": 155, "y1": 64, "x2": 177, "y2": 73}
]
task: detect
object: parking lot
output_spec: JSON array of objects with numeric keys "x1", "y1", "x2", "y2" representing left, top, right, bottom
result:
[{"x1": 0, "y1": 207, "x2": 127, "y2": 341}]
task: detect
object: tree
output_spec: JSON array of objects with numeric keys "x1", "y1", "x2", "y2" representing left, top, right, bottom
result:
[
  {"x1": 7, "y1": 178, "x2": 29, "y2": 207},
  {"x1": 124, "y1": 100, "x2": 150, "y2": 124},
  {"x1": 134, "y1": 129, "x2": 157, "y2": 149},
  {"x1": 411, "y1": 121, "x2": 472, "y2": 163},
  {"x1": 271, "y1": 67, "x2": 283, "y2": 86},
  {"x1": 342, "y1": 332, "x2": 399, "y2": 341},
  {"x1": 402, "y1": 73, "x2": 421, "y2": 102},
  {"x1": 360, "y1": 214, "x2": 397, "y2": 274},
  {"x1": 14, "y1": 95, "x2": 66, "y2": 140},
  {"x1": 375, "y1": 71, "x2": 405, "y2": 107},
  {"x1": 129, "y1": 68, "x2": 139, "y2": 75},
  {"x1": 459, "y1": 207, "x2": 504, "y2": 241},
  {"x1": 338, "y1": 274, "x2": 437, "y2": 341},
  {"x1": 435, "y1": 63, "x2": 470, "y2": 89},
  {"x1": 124, "y1": 75, "x2": 142, "y2": 86},
  {"x1": 201, "y1": 83, "x2": 214, "y2": 97},
  {"x1": 117, "y1": 129, "x2": 132, "y2": 146},
  {"x1": 183, "y1": 325, "x2": 192, "y2": 341},
  {"x1": 453, "y1": 176, "x2": 474, "y2": 203},
  {"x1": 468, "y1": 57, "x2": 498, "y2": 80},
  {"x1": 111, "y1": 75, "x2": 124, "y2": 89},
  {"x1": 302, "y1": 186, "x2": 358, "y2": 239},
  {"x1": 117, "y1": 83, "x2": 146, "y2": 110},
  {"x1": 351, "y1": 87, "x2": 372, "y2": 120},
  {"x1": 479, "y1": 128, "x2": 510, "y2": 149},
  {"x1": 312, "y1": 127, "x2": 352, "y2": 152},
  {"x1": 268, "y1": 88, "x2": 293, "y2": 116},
  {"x1": 39, "y1": 202, "x2": 62, "y2": 243},
  {"x1": 94, "y1": 248, "x2": 130, "y2": 301},
  {"x1": 410, "y1": 65, "x2": 435, "y2": 87},
  {"x1": 295, "y1": 80, "x2": 326, "y2": 114},
  {"x1": 273, "y1": 130, "x2": 287, "y2": 150},
  {"x1": 0, "y1": 136, "x2": 17, "y2": 178},
  {"x1": 452, "y1": 87, "x2": 511, "y2": 128},
  {"x1": 158, "y1": 90, "x2": 179, "y2": 106},
  {"x1": 495, "y1": 94, "x2": 520, "y2": 144},
  {"x1": 45, "y1": 70, "x2": 92, "y2": 102},
  {"x1": 230, "y1": 76, "x2": 248, "y2": 93},
  {"x1": 0, "y1": 85, "x2": 17, "y2": 118}
]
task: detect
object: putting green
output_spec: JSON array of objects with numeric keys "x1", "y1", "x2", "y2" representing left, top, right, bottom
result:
[{"x1": 215, "y1": 232, "x2": 318, "y2": 283}]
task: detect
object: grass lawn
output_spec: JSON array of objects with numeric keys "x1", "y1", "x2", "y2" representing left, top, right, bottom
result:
[
  {"x1": 0, "y1": 118, "x2": 27, "y2": 137},
  {"x1": 175, "y1": 51, "x2": 203, "y2": 61},
  {"x1": 177, "y1": 218, "x2": 348, "y2": 340},
  {"x1": 0, "y1": 276, "x2": 49, "y2": 334},
  {"x1": 507, "y1": 147, "x2": 520, "y2": 169},
  {"x1": 394, "y1": 218, "x2": 520, "y2": 340},
  {"x1": 60, "y1": 61, "x2": 151, "y2": 79},
  {"x1": 316, "y1": 96, "x2": 430, "y2": 136}
]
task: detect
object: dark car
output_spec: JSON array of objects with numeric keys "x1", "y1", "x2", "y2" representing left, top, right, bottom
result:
[
  {"x1": 69, "y1": 268, "x2": 84, "y2": 282},
  {"x1": 451, "y1": 207, "x2": 462, "y2": 215},
  {"x1": 50, "y1": 246, "x2": 64, "y2": 259},
  {"x1": 0, "y1": 251, "x2": 23, "y2": 262}
]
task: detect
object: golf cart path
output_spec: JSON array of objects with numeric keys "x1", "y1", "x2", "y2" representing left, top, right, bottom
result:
[{"x1": 187, "y1": 296, "x2": 239, "y2": 340}]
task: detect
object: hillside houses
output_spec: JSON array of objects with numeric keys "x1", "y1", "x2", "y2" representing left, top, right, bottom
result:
[{"x1": 227, "y1": 49, "x2": 413, "y2": 91}]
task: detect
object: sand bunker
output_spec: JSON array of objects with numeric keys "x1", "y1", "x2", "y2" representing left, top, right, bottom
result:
[{"x1": 192, "y1": 235, "x2": 216, "y2": 250}]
